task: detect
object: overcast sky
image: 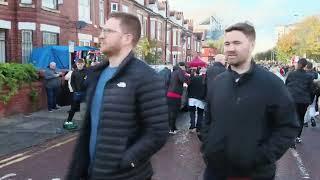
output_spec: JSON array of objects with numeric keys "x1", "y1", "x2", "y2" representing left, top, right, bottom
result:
[{"x1": 169, "y1": 0, "x2": 320, "y2": 53}]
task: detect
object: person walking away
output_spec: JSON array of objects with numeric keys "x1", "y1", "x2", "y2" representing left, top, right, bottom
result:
[
  {"x1": 188, "y1": 68, "x2": 206, "y2": 133},
  {"x1": 167, "y1": 62, "x2": 189, "y2": 134},
  {"x1": 159, "y1": 66, "x2": 171, "y2": 91},
  {"x1": 203, "y1": 22, "x2": 299, "y2": 180},
  {"x1": 286, "y1": 58, "x2": 314, "y2": 143},
  {"x1": 64, "y1": 59, "x2": 87, "y2": 130},
  {"x1": 66, "y1": 12, "x2": 168, "y2": 180},
  {"x1": 305, "y1": 62, "x2": 318, "y2": 80},
  {"x1": 44, "y1": 62, "x2": 62, "y2": 112}
]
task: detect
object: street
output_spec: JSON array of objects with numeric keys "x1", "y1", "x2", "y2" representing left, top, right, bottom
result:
[{"x1": 0, "y1": 113, "x2": 319, "y2": 180}]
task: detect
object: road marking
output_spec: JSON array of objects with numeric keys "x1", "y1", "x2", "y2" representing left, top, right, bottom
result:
[
  {"x1": 0, "y1": 173, "x2": 16, "y2": 180},
  {"x1": 290, "y1": 148, "x2": 311, "y2": 179},
  {"x1": 0, "y1": 155, "x2": 31, "y2": 169},
  {"x1": 0, "y1": 134, "x2": 77, "y2": 169},
  {"x1": 0, "y1": 151, "x2": 31, "y2": 165}
]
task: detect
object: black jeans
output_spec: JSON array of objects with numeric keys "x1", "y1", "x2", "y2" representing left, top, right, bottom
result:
[
  {"x1": 46, "y1": 87, "x2": 58, "y2": 110},
  {"x1": 167, "y1": 97, "x2": 181, "y2": 131},
  {"x1": 295, "y1": 103, "x2": 309, "y2": 138},
  {"x1": 67, "y1": 93, "x2": 81, "y2": 122},
  {"x1": 189, "y1": 106, "x2": 204, "y2": 130}
]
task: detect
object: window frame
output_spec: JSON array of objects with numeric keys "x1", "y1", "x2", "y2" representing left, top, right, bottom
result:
[
  {"x1": 42, "y1": 0, "x2": 57, "y2": 10},
  {"x1": 21, "y1": 0, "x2": 32, "y2": 4},
  {"x1": 42, "y1": 31, "x2": 58, "y2": 46},
  {"x1": 99, "y1": 0, "x2": 104, "y2": 26},
  {"x1": 79, "y1": 0, "x2": 91, "y2": 22},
  {"x1": 0, "y1": 29, "x2": 6, "y2": 63},
  {"x1": 111, "y1": 3, "x2": 118, "y2": 12},
  {"x1": 21, "y1": 30, "x2": 33, "y2": 64}
]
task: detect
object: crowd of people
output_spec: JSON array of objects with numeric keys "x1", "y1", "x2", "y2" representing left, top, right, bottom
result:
[{"x1": 40, "y1": 12, "x2": 318, "y2": 180}]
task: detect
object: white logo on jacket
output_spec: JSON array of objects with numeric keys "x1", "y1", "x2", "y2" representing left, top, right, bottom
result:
[{"x1": 117, "y1": 82, "x2": 127, "y2": 88}]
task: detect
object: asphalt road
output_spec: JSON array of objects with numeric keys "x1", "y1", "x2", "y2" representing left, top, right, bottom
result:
[{"x1": 0, "y1": 114, "x2": 319, "y2": 180}]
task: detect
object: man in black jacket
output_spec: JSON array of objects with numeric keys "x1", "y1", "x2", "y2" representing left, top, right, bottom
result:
[
  {"x1": 203, "y1": 22, "x2": 300, "y2": 180},
  {"x1": 167, "y1": 62, "x2": 188, "y2": 134},
  {"x1": 286, "y1": 58, "x2": 314, "y2": 143},
  {"x1": 64, "y1": 59, "x2": 87, "y2": 130},
  {"x1": 67, "y1": 12, "x2": 169, "y2": 180}
]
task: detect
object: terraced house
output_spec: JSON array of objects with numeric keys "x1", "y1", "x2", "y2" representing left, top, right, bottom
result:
[{"x1": 0, "y1": 0, "x2": 202, "y2": 64}]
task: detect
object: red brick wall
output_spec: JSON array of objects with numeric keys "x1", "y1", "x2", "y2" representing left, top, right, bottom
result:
[{"x1": 0, "y1": 81, "x2": 47, "y2": 118}]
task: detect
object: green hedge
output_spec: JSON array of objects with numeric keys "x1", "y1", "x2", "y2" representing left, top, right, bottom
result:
[{"x1": 0, "y1": 63, "x2": 39, "y2": 104}]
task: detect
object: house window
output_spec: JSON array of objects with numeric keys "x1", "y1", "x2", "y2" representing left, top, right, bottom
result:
[
  {"x1": 173, "y1": 30, "x2": 176, "y2": 46},
  {"x1": 42, "y1": 0, "x2": 57, "y2": 9},
  {"x1": 21, "y1": 30, "x2": 33, "y2": 64},
  {"x1": 0, "y1": 30, "x2": 5, "y2": 63},
  {"x1": 177, "y1": 31, "x2": 180, "y2": 46},
  {"x1": 79, "y1": 40, "x2": 90, "y2": 46},
  {"x1": 187, "y1": 56, "x2": 191, "y2": 62},
  {"x1": 150, "y1": 20, "x2": 156, "y2": 39},
  {"x1": 157, "y1": 22, "x2": 162, "y2": 41},
  {"x1": 143, "y1": 18, "x2": 147, "y2": 37},
  {"x1": 79, "y1": 0, "x2": 91, "y2": 22},
  {"x1": 43, "y1": 32, "x2": 58, "y2": 46},
  {"x1": 99, "y1": 0, "x2": 104, "y2": 25},
  {"x1": 21, "y1": 0, "x2": 32, "y2": 4},
  {"x1": 111, "y1": 3, "x2": 118, "y2": 12},
  {"x1": 138, "y1": 14, "x2": 145, "y2": 37},
  {"x1": 197, "y1": 41, "x2": 200, "y2": 52},
  {"x1": 187, "y1": 37, "x2": 191, "y2": 49},
  {"x1": 166, "y1": 30, "x2": 170, "y2": 44},
  {"x1": 122, "y1": 5, "x2": 128, "y2": 13}
]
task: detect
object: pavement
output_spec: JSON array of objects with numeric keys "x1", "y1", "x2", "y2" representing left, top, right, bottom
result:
[{"x1": 0, "y1": 105, "x2": 85, "y2": 158}]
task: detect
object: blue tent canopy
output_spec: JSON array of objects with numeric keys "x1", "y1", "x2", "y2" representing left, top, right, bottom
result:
[{"x1": 30, "y1": 45, "x2": 99, "y2": 69}]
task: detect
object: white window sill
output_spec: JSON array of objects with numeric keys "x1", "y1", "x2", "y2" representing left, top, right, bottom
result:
[
  {"x1": 0, "y1": 1, "x2": 8, "y2": 6},
  {"x1": 41, "y1": 6, "x2": 60, "y2": 13},
  {"x1": 19, "y1": 3, "x2": 35, "y2": 8}
]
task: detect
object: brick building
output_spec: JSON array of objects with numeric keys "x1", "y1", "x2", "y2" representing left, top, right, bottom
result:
[{"x1": 0, "y1": 0, "x2": 202, "y2": 65}]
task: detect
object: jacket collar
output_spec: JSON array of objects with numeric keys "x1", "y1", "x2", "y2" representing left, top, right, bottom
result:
[
  {"x1": 93, "y1": 51, "x2": 135, "y2": 80},
  {"x1": 228, "y1": 60, "x2": 256, "y2": 84}
]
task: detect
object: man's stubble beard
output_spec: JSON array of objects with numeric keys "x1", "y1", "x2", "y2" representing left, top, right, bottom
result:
[{"x1": 103, "y1": 44, "x2": 122, "y2": 57}]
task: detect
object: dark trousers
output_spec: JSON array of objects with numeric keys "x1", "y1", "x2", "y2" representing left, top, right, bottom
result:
[
  {"x1": 46, "y1": 87, "x2": 58, "y2": 111},
  {"x1": 189, "y1": 106, "x2": 204, "y2": 129},
  {"x1": 67, "y1": 93, "x2": 81, "y2": 122},
  {"x1": 203, "y1": 167, "x2": 226, "y2": 180},
  {"x1": 295, "y1": 103, "x2": 309, "y2": 138},
  {"x1": 204, "y1": 167, "x2": 275, "y2": 180},
  {"x1": 168, "y1": 97, "x2": 181, "y2": 131}
]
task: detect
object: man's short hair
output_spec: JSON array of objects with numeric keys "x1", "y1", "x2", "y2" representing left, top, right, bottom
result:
[
  {"x1": 178, "y1": 62, "x2": 185, "y2": 67},
  {"x1": 298, "y1": 58, "x2": 308, "y2": 68},
  {"x1": 109, "y1": 12, "x2": 141, "y2": 46},
  {"x1": 225, "y1": 22, "x2": 256, "y2": 41},
  {"x1": 306, "y1": 61, "x2": 313, "y2": 69},
  {"x1": 77, "y1": 59, "x2": 84, "y2": 63}
]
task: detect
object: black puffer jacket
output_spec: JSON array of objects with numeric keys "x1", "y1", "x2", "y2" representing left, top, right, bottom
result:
[
  {"x1": 285, "y1": 69, "x2": 314, "y2": 104},
  {"x1": 67, "y1": 52, "x2": 169, "y2": 180}
]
